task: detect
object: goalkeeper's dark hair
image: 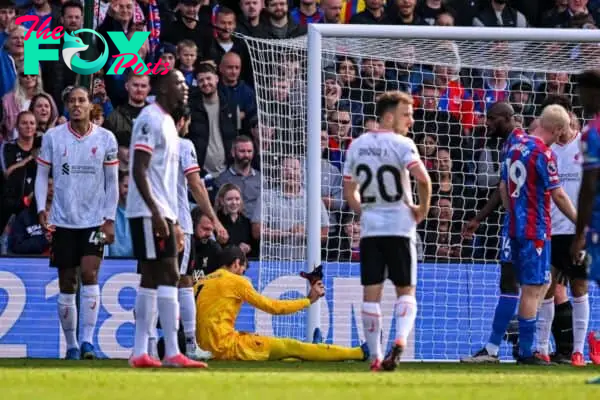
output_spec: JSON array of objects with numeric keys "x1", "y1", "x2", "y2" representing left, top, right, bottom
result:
[
  {"x1": 576, "y1": 69, "x2": 600, "y2": 89},
  {"x1": 219, "y1": 245, "x2": 248, "y2": 269},
  {"x1": 375, "y1": 91, "x2": 413, "y2": 119},
  {"x1": 540, "y1": 94, "x2": 572, "y2": 113}
]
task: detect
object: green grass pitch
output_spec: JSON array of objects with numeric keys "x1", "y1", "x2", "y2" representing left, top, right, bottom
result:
[{"x1": 1, "y1": 360, "x2": 599, "y2": 400}]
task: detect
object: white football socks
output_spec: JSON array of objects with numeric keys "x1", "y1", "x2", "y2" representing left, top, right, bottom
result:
[
  {"x1": 178, "y1": 287, "x2": 197, "y2": 351},
  {"x1": 536, "y1": 297, "x2": 555, "y2": 355},
  {"x1": 157, "y1": 285, "x2": 180, "y2": 358},
  {"x1": 362, "y1": 302, "x2": 383, "y2": 361},
  {"x1": 395, "y1": 295, "x2": 417, "y2": 346},
  {"x1": 133, "y1": 287, "x2": 156, "y2": 357},
  {"x1": 573, "y1": 294, "x2": 590, "y2": 354},
  {"x1": 80, "y1": 284, "x2": 100, "y2": 345},
  {"x1": 58, "y1": 293, "x2": 78, "y2": 350}
]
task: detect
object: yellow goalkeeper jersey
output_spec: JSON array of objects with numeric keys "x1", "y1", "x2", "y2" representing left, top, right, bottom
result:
[{"x1": 195, "y1": 269, "x2": 311, "y2": 359}]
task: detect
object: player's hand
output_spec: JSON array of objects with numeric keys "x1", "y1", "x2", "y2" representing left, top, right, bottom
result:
[
  {"x1": 38, "y1": 210, "x2": 49, "y2": 230},
  {"x1": 174, "y1": 223, "x2": 185, "y2": 253},
  {"x1": 214, "y1": 220, "x2": 229, "y2": 244},
  {"x1": 409, "y1": 205, "x2": 427, "y2": 224},
  {"x1": 307, "y1": 280, "x2": 325, "y2": 304},
  {"x1": 151, "y1": 211, "x2": 169, "y2": 238},
  {"x1": 239, "y1": 242, "x2": 251, "y2": 254},
  {"x1": 100, "y1": 220, "x2": 115, "y2": 244},
  {"x1": 461, "y1": 218, "x2": 480, "y2": 239},
  {"x1": 571, "y1": 234, "x2": 586, "y2": 265}
]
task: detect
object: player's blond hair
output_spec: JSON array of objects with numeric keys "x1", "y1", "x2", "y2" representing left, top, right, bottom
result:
[
  {"x1": 539, "y1": 104, "x2": 570, "y2": 135},
  {"x1": 375, "y1": 91, "x2": 413, "y2": 118}
]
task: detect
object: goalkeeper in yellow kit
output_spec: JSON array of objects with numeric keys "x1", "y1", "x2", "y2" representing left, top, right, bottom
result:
[{"x1": 194, "y1": 246, "x2": 368, "y2": 361}]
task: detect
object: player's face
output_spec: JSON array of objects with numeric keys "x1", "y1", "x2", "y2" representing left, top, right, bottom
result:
[
  {"x1": 67, "y1": 88, "x2": 91, "y2": 122},
  {"x1": 195, "y1": 216, "x2": 214, "y2": 242},
  {"x1": 171, "y1": 70, "x2": 188, "y2": 107},
  {"x1": 231, "y1": 259, "x2": 248, "y2": 275},
  {"x1": 393, "y1": 103, "x2": 414, "y2": 135},
  {"x1": 223, "y1": 189, "x2": 242, "y2": 214}
]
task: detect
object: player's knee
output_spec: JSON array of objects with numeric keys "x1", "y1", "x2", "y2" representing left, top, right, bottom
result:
[
  {"x1": 58, "y1": 269, "x2": 78, "y2": 294},
  {"x1": 178, "y1": 275, "x2": 193, "y2": 288},
  {"x1": 156, "y1": 263, "x2": 180, "y2": 286},
  {"x1": 571, "y1": 279, "x2": 588, "y2": 298},
  {"x1": 499, "y1": 265, "x2": 519, "y2": 294}
]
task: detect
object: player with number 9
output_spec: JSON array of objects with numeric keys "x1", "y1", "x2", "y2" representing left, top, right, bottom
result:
[
  {"x1": 343, "y1": 91, "x2": 432, "y2": 371},
  {"x1": 499, "y1": 104, "x2": 577, "y2": 365}
]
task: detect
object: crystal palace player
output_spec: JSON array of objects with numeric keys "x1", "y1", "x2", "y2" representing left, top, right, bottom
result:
[
  {"x1": 34, "y1": 87, "x2": 119, "y2": 360},
  {"x1": 499, "y1": 104, "x2": 577, "y2": 365},
  {"x1": 461, "y1": 102, "x2": 525, "y2": 363},
  {"x1": 127, "y1": 70, "x2": 205, "y2": 369},
  {"x1": 572, "y1": 70, "x2": 600, "y2": 367},
  {"x1": 343, "y1": 91, "x2": 432, "y2": 371}
]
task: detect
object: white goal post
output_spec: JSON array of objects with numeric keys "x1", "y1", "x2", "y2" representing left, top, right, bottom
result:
[{"x1": 241, "y1": 24, "x2": 600, "y2": 360}]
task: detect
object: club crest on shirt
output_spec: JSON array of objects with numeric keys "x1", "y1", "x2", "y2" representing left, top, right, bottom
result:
[
  {"x1": 141, "y1": 123, "x2": 150, "y2": 135},
  {"x1": 91, "y1": 146, "x2": 97, "y2": 156},
  {"x1": 547, "y1": 160, "x2": 557, "y2": 175}
]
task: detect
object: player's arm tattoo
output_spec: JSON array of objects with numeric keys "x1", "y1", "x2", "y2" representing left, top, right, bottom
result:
[
  {"x1": 575, "y1": 168, "x2": 598, "y2": 237},
  {"x1": 132, "y1": 150, "x2": 160, "y2": 215}
]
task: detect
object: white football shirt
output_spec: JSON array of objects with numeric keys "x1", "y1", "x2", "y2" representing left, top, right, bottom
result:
[
  {"x1": 343, "y1": 131, "x2": 421, "y2": 239},
  {"x1": 178, "y1": 138, "x2": 201, "y2": 234},
  {"x1": 551, "y1": 132, "x2": 582, "y2": 235},
  {"x1": 126, "y1": 103, "x2": 180, "y2": 222},
  {"x1": 37, "y1": 123, "x2": 119, "y2": 228}
]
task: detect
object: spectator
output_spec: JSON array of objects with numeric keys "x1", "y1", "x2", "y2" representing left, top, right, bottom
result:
[
  {"x1": 291, "y1": 0, "x2": 324, "y2": 25},
  {"x1": 40, "y1": 0, "x2": 82, "y2": 115},
  {"x1": 416, "y1": 133, "x2": 438, "y2": 170},
  {"x1": 218, "y1": 51, "x2": 256, "y2": 130},
  {"x1": 215, "y1": 183, "x2": 255, "y2": 256},
  {"x1": 533, "y1": 72, "x2": 575, "y2": 115},
  {"x1": 336, "y1": 57, "x2": 361, "y2": 101},
  {"x1": 473, "y1": 68, "x2": 510, "y2": 115},
  {"x1": 423, "y1": 197, "x2": 464, "y2": 260},
  {"x1": 28, "y1": 93, "x2": 58, "y2": 138},
  {"x1": 215, "y1": 135, "x2": 261, "y2": 217},
  {"x1": 0, "y1": 0, "x2": 16, "y2": 48},
  {"x1": 97, "y1": 0, "x2": 135, "y2": 73},
  {"x1": 8, "y1": 177, "x2": 52, "y2": 255},
  {"x1": 434, "y1": 64, "x2": 475, "y2": 134},
  {"x1": 320, "y1": 128, "x2": 344, "y2": 224},
  {"x1": 508, "y1": 75, "x2": 535, "y2": 124},
  {"x1": 0, "y1": 24, "x2": 24, "y2": 100},
  {"x1": 155, "y1": 43, "x2": 176, "y2": 76},
  {"x1": 248, "y1": 116, "x2": 275, "y2": 171},
  {"x1": 320, "y1": 0, "x2": 343, "y2": 23},
  {"x1": 541, "y1": 0, "x2": 595, "y2": 27},
  {"x1": 177, "y1": 40, "x2": 199, "y2": 87},
  {"x1": 203, "y1": 7, "x2": 253, "y2": 86},
  {"x1": 190, "y1": 63, "x2": 238, "y2": 176},
  {"x1": 418, "y1": 0, "x2": 452, "y2": 25},
  {"x1": 325, "y1": 107, "x2": 352, "y2": 171},
  {"x1": 0, "y1": 111, "x2": 37, "y2": 234},
  {"x1": 91, "y1": 75, "x2": 114, "y2": 117},
  {"x1": 473, "y1": 0, "x2": 528, "y2": 27},
  {"x1": 436, "y1": 9, "x2": 456, "y2": 26},
  {"x1": 103, "y1": 73, "x2": 150, "y2": 148},
  {"x1": 2, "y1": 66, "x2": 45, "y2": 140},
  {"x1": 251, "y1": 156, "x2": 329, "y2": 260},
  {"x1": 327, "y1": 212, "x2": 360, "y2": 262},
  {"x1": 108, "y1": 171, "x2": 133, "y2": 257},
  {"x1": 237, "y1": 0, "x2": 267, "y2": 37},
  {"x1": 349, "y1": 0, "x2": 386, "y2": 24},
  {"x1": 263, "y1": 0, "x2": 307, "y2": 39},
  {"x1": 161, "y1": 0, "x2": 210, "y2": 50},
  {"x1": 90, "y1": 104, "x2": 105, "y2": 126},
  {"x1": 358, "y1": 57, "x2": 399, "y2": 105},
  {"x1": 383, "y1": 0, "x2": 426, "y2": 25},
  {"x1": 19, "y1": 0, "x2": 60, "y2": 30},
  {"x1": 192, "y1": 207, "x2": 223, "y2": 277}
]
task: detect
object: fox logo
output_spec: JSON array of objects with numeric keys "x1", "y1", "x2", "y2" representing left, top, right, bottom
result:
[{"x1": 62, "y1": 30, "x2": 109, "y2": 75}]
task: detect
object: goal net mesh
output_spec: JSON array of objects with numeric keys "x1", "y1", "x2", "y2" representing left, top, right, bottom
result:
[{"x1": 240, "y1": 32, "x2": 600, "y2": 360}]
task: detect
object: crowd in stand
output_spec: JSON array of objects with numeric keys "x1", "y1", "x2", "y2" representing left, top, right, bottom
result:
[{"x1": 0, "y1": 0, "x2": 596, "y2": 263}]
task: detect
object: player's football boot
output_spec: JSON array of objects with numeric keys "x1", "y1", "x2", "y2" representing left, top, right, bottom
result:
[
  {"x1": 162, "y1": 353, "x2": 208, "y2": 368},
  {"x1": 186, "y1": 346, "x2": 213, "y2": 362},
  {"x1": 370, "y1": 359, "x2": 382, "y2": 372},
  {"x1": 460, "y1": 348, "x2": 499, "y2": 364},
  {"x1": 80, "y1": 342, "x2": 96, "y2": 360},
  {"x1": 65, "y1": 348, "x2": 80, "y2": 360},
  {"x1": 517, "y1": 353, "x2": 554, "y2": 366},
  {"x1": 300, "y1": 265, "x2": 324, "y2": 285},
  {"x1": 129, "y1": 354, "x2": 162, "y2": 368},
  {"x1": 312, "y1": 328, "x2": 323, "y2": 344},
  {"x1": 534, "y1": 352, "x2": 551, "y2": 363},
  {"x1": 571, "y1": 352, "x2": 586, "y2": 367},
  {"x1": 550, "y1": 352, "x2": 572, "y2": 365},
  {"x1": 360, "y1": 342, "x2": 370, "y2": 361},
  {"x1": 381, "y1": 340, "x2": 404, "y2": 371},
  {"x1": 588, "y1": 331, "x2": 600, "y2": 365}
]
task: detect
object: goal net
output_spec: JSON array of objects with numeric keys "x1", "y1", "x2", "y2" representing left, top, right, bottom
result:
[{"x1": 239, "y1": 25, "x2": 600, "y2": 361}]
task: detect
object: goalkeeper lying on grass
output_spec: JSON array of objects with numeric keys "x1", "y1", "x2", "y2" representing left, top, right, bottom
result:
[{"x1": 193, "y1": 245, "x2": 369, "y2": 361}]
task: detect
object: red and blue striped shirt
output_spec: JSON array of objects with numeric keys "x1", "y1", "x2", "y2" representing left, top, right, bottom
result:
[{"x1": 501, "y1": 135, "x2": 560, "y2": 240}]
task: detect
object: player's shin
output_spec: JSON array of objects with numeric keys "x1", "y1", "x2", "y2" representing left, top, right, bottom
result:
[
  {"x1": 486, "y1": 294, "x2": 519, "y2": 356},
  {"x1": 178, "y1": 286, "x2": 197, "y2": 352},
  {"x1": 58, "y1": 293, "x2": 79, "y2": 351},
  {"x1": 361, "y1": 302, "x2": 383, "y2": 361},
  {"x1": 134, "y1": 287, "x2": 157, "y2": 357},
  {"x1": 518, "y1": 285, "x2": 544, "y2": 359},
  {"x1": 536, "y1": 297, "x2": 555, "y2": 356},
  {"x1": 80, "y1": 284, "x2": 100, "y2": 357},
  {"x1": 157, "y1": 285, "x2": 180, "y2": 358},
  {"x1": 147, "y1": 308, "x2": 159, "y2": 358},
  {"x1": 394, "y1": 294, "x2": 417, "y2": 346},
  {"x1": 572, "y1": 292, "x2": 590, "y2": 354}
]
